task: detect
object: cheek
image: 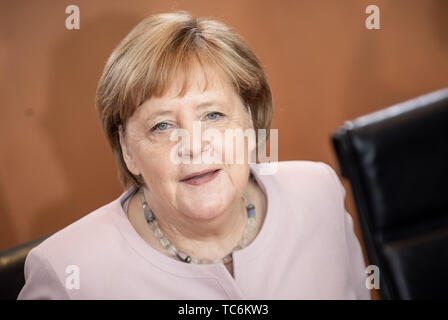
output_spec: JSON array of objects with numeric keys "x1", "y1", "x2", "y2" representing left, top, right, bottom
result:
[
  {"x1": 220, "y1": 164, "x2": 249, "y2": 201},
  {"x1": 223, "y1": 161, "x2": 249, "y2": 186},
  {"x1": 136, "y1": 143, "x2": 176, "y2": 182},
  {"x1": 217, "y1": 131, "x2": 252, "y2": 165},
  {"x1": 204, "y1": 116, "x2": 252, "y2": 163}
]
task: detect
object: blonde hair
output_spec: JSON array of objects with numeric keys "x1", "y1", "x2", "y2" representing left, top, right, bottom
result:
[{"x1": 96, "y1": 11, "x2": 273, "y2": 188}]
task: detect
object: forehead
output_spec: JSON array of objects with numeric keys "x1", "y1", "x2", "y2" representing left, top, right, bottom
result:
[
  {"x1": 129, "y1": 60, "x2": 246, "y2": 124},
  {"x1": 158, "y1": 61, "x2": 237, "y2": 103}
]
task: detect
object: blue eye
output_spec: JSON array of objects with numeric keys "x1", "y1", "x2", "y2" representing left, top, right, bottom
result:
[
  {"x1": 152, "y1": 122, "x2": 169, "y2": 131},
  {"x1": 206, "y1": 112, "x2": 223, "y2": 120}
]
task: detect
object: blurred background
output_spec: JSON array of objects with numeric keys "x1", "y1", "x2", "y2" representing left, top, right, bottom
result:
[{"x1": 1, "y1": 0, "x2": 448, "y2": 299}]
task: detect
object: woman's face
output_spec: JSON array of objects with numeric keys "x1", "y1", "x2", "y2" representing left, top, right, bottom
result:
[{"x1": 120, "y1": 66, "x2": 254, "y2": 222}]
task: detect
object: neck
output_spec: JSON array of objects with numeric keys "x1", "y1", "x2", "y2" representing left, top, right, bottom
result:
[{"x1": 142, "y1": 189, "x2": 249, "y2": 261}]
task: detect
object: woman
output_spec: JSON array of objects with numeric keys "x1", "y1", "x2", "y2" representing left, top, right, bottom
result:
[{"x1": 18, "y1": 11, "x2": 370, "y2": 299}]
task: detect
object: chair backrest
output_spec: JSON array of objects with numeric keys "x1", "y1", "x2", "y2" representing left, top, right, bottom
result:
[
  {"x1": 0, "y1": 235, "x2": 51, "y2": 300},
  {"x1": 332, "y1": 88, "x2": 448, "y2": 299}
]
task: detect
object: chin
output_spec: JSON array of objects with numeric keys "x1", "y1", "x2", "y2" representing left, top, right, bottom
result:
[
  {"x1": 186, "y1": 210, "x2": 225, "y2": 221},
  {"x1": 182, "y1": 195, "x2": 231, "y2": 221}
]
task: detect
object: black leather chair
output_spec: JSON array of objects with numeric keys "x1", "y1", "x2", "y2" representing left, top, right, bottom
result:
[
  {"x1": 331, "y1": 88, "x2": 448, "y2": 299},
  {"x1": 0, "y1": 234, "x2": 51, "y2": 300}
]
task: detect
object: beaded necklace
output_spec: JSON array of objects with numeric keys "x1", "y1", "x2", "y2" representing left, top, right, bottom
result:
[{"x1": 139, "y1": 187, "x2": 256, "y2": 264}]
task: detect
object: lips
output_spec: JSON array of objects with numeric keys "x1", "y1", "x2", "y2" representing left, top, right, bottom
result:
[{"x1": 180, "y1": 169, "x2": 221, "y2": 182}]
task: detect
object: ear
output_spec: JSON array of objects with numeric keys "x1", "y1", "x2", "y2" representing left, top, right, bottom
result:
[{"x1": 119, "y1": 125, "x2": 141, "y2": 177}]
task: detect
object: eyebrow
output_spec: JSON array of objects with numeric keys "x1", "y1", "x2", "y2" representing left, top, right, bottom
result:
[{"x1": 145, "y1": 100, "x2": 225, "y2": 120}]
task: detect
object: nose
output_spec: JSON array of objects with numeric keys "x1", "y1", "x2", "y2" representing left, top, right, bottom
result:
[{"x1": 176, "y1": 120, "x2": 213, "y2": 163}]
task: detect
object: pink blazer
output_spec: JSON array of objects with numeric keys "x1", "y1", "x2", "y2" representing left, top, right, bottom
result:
[{"x1": 18, "y1": 161, "x2": 371, "y2": 299}]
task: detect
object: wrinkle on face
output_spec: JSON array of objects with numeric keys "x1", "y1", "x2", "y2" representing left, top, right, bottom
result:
[{"x1": 120, "y1": 60, "x2": 254, "y2": 238}]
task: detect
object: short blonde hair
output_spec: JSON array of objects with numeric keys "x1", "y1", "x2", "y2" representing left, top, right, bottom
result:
[{"x1": 96, "y1": 11, "x2": 273, "y2": 188}]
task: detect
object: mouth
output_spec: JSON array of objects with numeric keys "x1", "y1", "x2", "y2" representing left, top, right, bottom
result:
[{"x1": 180, "y1": 169, "x2": 221, "y2": 186}]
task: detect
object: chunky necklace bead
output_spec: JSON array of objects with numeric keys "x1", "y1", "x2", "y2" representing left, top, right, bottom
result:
[{"x1": 139, "y1": 187, "x2": 256, "y2": 264}]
